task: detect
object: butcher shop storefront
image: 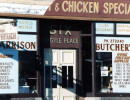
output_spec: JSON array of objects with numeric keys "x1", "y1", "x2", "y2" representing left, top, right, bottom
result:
[{"x1": 1, "y1": 0, "x2": 130, "y2": 100}]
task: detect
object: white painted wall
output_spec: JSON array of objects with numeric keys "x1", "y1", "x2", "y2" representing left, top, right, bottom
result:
[{"x1": 0, "y1": 0, "x2": 53, "y2": 6}]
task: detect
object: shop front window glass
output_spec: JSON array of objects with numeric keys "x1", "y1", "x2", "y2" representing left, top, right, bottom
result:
[
  {"x1": 19, "y1": 51, "x2": 37, "y2": 93},
  {"x1": 96, "y1": 52, "x2": 112, "y2": 93},
  {"x1": 0, "y1": 18, "x2": 37, "y2": 94},
  {"x1": 96, "y1": 36, "x2": 130, "y2": 93}
]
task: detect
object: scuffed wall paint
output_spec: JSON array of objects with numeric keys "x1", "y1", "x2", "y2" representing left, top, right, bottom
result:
[
  {"x1": 0, "y1": 0, "x2": 55, "y2": 15},
  {"x1": 0, "y1": 0, "x2": 53, "y2": 6}
]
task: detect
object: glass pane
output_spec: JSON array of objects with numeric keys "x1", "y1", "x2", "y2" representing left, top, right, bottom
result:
[
  {"x1": 19, "y1": 51, "x2": 37, "y2": 93},
  {"x1": 68, "y1": 66, "x2": 73, "y2": 88},
  {"x1": 52, "y1": 66, "x2": 57, "y2": 88},
  {"x1": 96, "y1": 52, "x2": 112, "y2": 93},
  {"x1": 96, "y1": 36, "x2": 130, "y2": 93},
  {"x1": 45, "y1": 66, "x2": 51, "y2": 88},
  {"x1": 62, "y1": 66, "x2": 67, "y2": 88}
]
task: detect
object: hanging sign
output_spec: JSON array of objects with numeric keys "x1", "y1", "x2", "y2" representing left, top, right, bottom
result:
[{"x1": 0, "y1": 19, "x2": 17, "y2": 41}]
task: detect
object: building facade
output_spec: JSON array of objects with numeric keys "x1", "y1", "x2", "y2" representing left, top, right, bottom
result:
[{"x1": 0, "y1": 0, "x2": 130, "y2": 100}]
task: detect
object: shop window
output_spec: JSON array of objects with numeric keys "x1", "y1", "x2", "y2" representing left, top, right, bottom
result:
[
  {"x1": 19, "y1": 51, "x2": 37, "y2": 93},
  {"x1": 96, "y1": 52, "x2": 112, "y2": 93},
  {"x1": 96, "y1": 36, "x2": 130, "y2": 93},
  {"x1": 0, "y1": 18, "x2": 38, "y2": 95}
]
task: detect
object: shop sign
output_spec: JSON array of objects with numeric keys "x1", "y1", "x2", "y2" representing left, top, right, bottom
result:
[
  {"x1": 0, "y1": 34, "x2": 37, "y2": 51},
  {"x1": 17, "y1": 34, "x2": 37, "y2": 51},
  {"x1": 96, "y1": 37, "x2": 130, "y2": 93},
  {"x1": 96, "y1": 23, "x2": 114, "y2": 34},
  {"x1": 49, "y1": 25, "x2": 79, "y2": 48},
  {"x1": 96, "y1": 37, "x2": 129, "y2": 52},
  {"x1": 0, "y1": 3, "x2": 49, "y2": 15},
  {"x1": 45, "y1": 0, "x2": 130, "y2": 20},
  {"x1": 17, "y1": 19, "x2": 37, "y2": 32},
  {"x1": 0, "y1": 50, "x2": 18, "y2": 94},
  {"x1": 117, "y1": 23, "x2": 130, "y2": 35},
  {"x1": 0, "y1": 19, "x2": 17, "y2": 41}
]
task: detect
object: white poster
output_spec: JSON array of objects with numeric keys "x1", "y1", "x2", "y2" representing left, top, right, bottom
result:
[
  {"x1": 96, "y1": 37, "x2": 130, "y2": 93},
  {"x1": 101, "y1": 66, "x2": 108, "y2": 76},
  {"x1": 112, "y1": 52, "x2": 130, "y2": 93},
  {"x1": 17, "y1": 19, "x2": 37, "y2": 32},
  {"x1": 96, "y1": 23, "x2": 114, "y2": 34},
  {"x1": 117, "y1": 23, "x2": 130, "y2": 35},
  {"x1": 0, "y1": 50, "x2": 18, "y2": 94}
]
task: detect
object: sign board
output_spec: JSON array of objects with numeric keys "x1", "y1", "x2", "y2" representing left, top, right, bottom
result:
[
  {"x1": 117, "y1": 23, "x2": 130, "y2": 35},
  {"x1": 17, "y1": 19, "x2": 37, "y2": 32},
  {"x1": 45, "y1": 24, "x2": 80, "y2": 48},
  {"x1": 0, "y1": 50, "x2": 18, "y2": 94},
  {"x1": 0, "y1": 34, "x2": 37, "y2": 51},
  {"x1": 96, "y1": 37, "x2": 130, "y2": 93},
  {"x1": 0, "y1": 19, "x2": 17, "y2": 41},
  {"x1": 45, "y1": 0, "x2": 130, "y2": 20},
  {"x1": 96, "y1": 37, "x2": 129, "y2": 52},
  {"x1": 17, "y1": 34, "x2": 37, "y2": 51},
  {"x1": 96, "y1": 23, "x2": 114, "y2": 34}
]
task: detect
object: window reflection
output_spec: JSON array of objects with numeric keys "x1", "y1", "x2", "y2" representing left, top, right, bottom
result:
[
  {"x1": 96, "y1": 52, "x2": 112, "y2": 93},
  {"x1": 19, "y1": 51, "x2": 37, "y2": 93}
]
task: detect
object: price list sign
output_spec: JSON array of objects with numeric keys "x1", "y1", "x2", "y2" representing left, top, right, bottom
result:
[
  {"x1": 113, "y1": 52, "x2": 130, "y2": 93},
  {"x1": 0, "y1": 50, "x2": 18, "y2": 94}
]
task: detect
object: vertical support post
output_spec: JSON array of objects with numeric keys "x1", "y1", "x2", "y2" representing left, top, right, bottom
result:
[{"x1": 91, "y1": 22, "x2": 96, "y2": 96}]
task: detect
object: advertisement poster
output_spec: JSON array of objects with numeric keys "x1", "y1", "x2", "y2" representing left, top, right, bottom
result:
[
  {"x1": 101, "y1": 66, "x2": 108, "y2": 77},
  {"x1": 0, "y1": 50, "x2": 18, "y2": 94},
  {"x1": 96, "y1": 23, "x2": 114, "y2": 34},
  {"x1": 17, "y1": 19, "x2": 37, "y2": 32},
  {"x1": 96, "y1": 37, "x2": 130, "y2": 93},
  {"x1": 112, "y1": 52, "x2": 130, "y2": 92},
  {"x1": 117, "y1": 23, "x2": 130, "y2": 35}
]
